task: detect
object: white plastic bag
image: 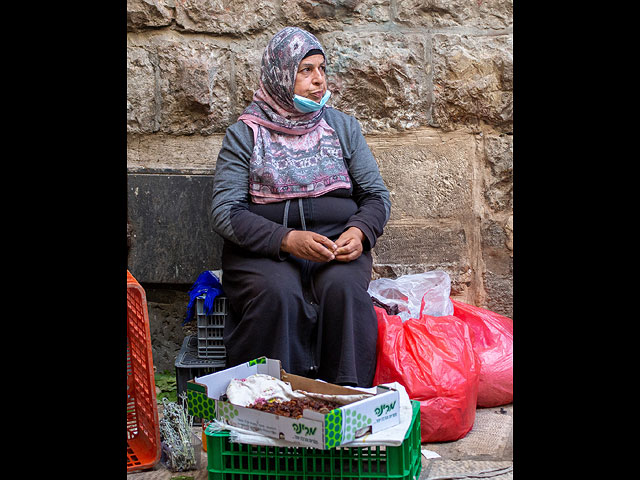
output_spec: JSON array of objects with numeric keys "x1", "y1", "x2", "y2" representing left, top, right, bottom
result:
[
  {"x1": 225, "y1": 374, "x2": 306, "y2": 406},
  {"x1": 225, "y1": 374, "x2": 371, "y2": 407},
  {"x1": 368, "y1": 270, "x2": 454, "y2": 321}
]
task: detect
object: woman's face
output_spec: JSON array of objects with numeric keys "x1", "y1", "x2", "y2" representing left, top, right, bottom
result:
[{"x1": 293, "y1": 54, "x2": 327, "y2": 102}]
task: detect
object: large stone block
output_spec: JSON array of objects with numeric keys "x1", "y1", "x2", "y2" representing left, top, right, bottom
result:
[
  {"x1": 174, "y1": 0, "x2": 279, "y2": 34},
  {"x1": 282, "y1": 0, "x2": 391, "y2": 31},
  {"x1": 318, "y1": 31, "x2": 431, "y2": 133},
  {"x1": 367, "y1": 128, "x2": 475, "y2": 220},
  {"x1": 481, "y1": 218, "x2": 508, "y2": 250},
  {"x1": 127, "y1": 173, "x2": 223, "y2": 284},
  {"x1": 480, "y1": 217, "x2": 512, "y2": 317},
  {"x1": 127, "y1": 33, "x2": 234, "y2": 134},
  {"x1": 432, "y1": 33, "x2": 512, "y2": 131},
  {"x1": 230, "y1": 35, "x2": 273, "y2": 119},
  {"x1": 483, "y1": 269, "x2": 513, "y2": 318},
  {"x1": 481, "y1": 218, "x2": 512, "y2": 269},
  {"x1": 484, "y1": 133, "x2": 513, "y2": 212},
  {"x1": 127, "y1": 45, "x2": 158, "y2": 132},
  {"x1": 373, "y1": 222, "x2": 469, "y2": 269},
  {"x1": 395, "y1": 0, "x2": 513, "y2": 30},
  {"x1": 156, "y1": 36, "x2": 234, "y2": 134},
  {"x1": 127, "y1": 0, "x2": 174, "y2": 31},
  {"x1": 371, "y1": 222, "x2": 475, "y2": 299},
  {"x1": 127, "y1": 133, "x2": 223, "y2": 173}
]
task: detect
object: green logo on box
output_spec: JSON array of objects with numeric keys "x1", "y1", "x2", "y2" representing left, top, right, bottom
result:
[
  {"x1": 375, "y1": 401, "x2": 396, "y2": 417},
  {"x1": 292, "y1": 423, "x2": 317, "y2": 436}
]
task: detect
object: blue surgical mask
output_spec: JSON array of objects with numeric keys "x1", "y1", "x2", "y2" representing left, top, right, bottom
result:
[{"x1": 293, "y1": 90, "x2": 331, "y2": 113}]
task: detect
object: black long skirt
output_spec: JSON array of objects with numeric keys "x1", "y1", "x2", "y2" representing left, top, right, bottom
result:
[{"x1": 220, "y1": 197, "x2": 378, "y2": 387}]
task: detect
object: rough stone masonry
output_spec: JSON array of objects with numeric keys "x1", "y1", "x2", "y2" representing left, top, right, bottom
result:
[{"x1": 126, "y1": 0, "x2": 513, "y2": 371}]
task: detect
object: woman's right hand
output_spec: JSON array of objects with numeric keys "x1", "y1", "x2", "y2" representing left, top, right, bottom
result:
[{"x1": 281, "y1": 230, "x2": 337, "y2": 262}]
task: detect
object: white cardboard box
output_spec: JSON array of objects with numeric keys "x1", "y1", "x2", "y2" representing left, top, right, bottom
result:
[{"x1": 186, "y1": 357, "x2": 400, "y2": 449}]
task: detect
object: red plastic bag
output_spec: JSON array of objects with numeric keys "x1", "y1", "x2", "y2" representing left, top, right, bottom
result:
[
  {"x1": 451, "y1": 299, "x2": 513, "y2": 407},
  {"x1": 373, "y1": 304, "x2": 479, "y2": 442}
]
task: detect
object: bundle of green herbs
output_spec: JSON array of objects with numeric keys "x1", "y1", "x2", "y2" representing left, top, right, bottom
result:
[
  {"x1": 155, "y1": 370, "x2": 178, "y2": 404},
  {"x1": 159, "y1": 393, "x2": 197, "y2": 471}
]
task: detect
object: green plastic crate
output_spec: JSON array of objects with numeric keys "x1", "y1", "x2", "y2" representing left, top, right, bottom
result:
[{"x1": 205, "y1": 400, "x2": 422, "y2": 480}]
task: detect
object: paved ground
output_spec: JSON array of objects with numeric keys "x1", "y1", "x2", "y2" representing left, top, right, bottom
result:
[
  {"x1": 127, "y1": 403, "x2": 513, "y2": 479},
  {"x1": 419, "y1": 404, "x2": 513, "y2": 480}
]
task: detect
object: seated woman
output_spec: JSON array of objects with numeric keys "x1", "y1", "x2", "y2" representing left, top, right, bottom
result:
[{"x1": 211, "y1": 27, "x2": 390, "y2": 387}]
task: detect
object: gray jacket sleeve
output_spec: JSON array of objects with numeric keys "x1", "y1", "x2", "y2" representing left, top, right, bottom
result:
[{"x1": 210, "y1": 121, "x2": 293, "y2": 260}]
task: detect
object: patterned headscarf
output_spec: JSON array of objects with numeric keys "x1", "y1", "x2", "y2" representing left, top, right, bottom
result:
[{"x1": 238, "y1": 27, "x2": 351, "y2": 204}]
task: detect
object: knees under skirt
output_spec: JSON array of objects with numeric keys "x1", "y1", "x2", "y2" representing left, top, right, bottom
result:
[{"x1": 221, "y1": 248, "x2": 377, "y2": 387}]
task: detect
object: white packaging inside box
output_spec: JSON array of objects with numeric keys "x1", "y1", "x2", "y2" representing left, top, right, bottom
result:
[{"x1": 189, "y1": 357, "x2": 400, "y2": 449}]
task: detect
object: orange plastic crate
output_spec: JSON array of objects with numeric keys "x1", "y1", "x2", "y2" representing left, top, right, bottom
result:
[{"x1": 127, "y1": 270, "x2": 161, "y2": 472}]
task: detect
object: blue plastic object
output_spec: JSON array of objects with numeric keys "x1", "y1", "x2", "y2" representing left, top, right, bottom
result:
[{"x1": 183, "y1": 270, "x2": 224, "y2": 325}]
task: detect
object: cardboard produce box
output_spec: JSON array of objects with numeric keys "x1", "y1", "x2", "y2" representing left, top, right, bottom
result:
[{"x1": 186, "y1": 357, "x2": 400, "y2": 449}]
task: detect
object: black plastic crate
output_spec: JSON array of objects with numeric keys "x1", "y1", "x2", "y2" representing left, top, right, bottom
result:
[
  {"x1": 175, "y1": 335, "x2": 226, "y2": 424},
  {"x1": 196, "y1": 295, "x2": 228, "y2": 359}
]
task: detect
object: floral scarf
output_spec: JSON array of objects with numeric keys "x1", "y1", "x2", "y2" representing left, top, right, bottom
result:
[{"x1": 238, "y1": 27, "x2": 351, "y2": 204}]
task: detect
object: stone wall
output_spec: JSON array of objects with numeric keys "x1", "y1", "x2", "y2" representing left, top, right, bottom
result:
[{"x1": 126, "y1": 1, "x2": 513, "y2": 370}]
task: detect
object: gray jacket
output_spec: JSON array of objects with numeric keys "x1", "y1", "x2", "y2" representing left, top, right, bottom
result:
[{"x1": 211, "y1": 107, "x2": 391, "y2": 260}]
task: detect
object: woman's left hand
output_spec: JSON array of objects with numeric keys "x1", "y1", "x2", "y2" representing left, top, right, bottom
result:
[{"x1": 334, "y1": 227, "x2": 365, "y2": 262}]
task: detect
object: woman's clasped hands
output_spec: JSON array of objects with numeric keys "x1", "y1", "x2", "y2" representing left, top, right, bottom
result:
[{"x1": 281, "y1": 226, "x2": 364, "y2": 263}]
